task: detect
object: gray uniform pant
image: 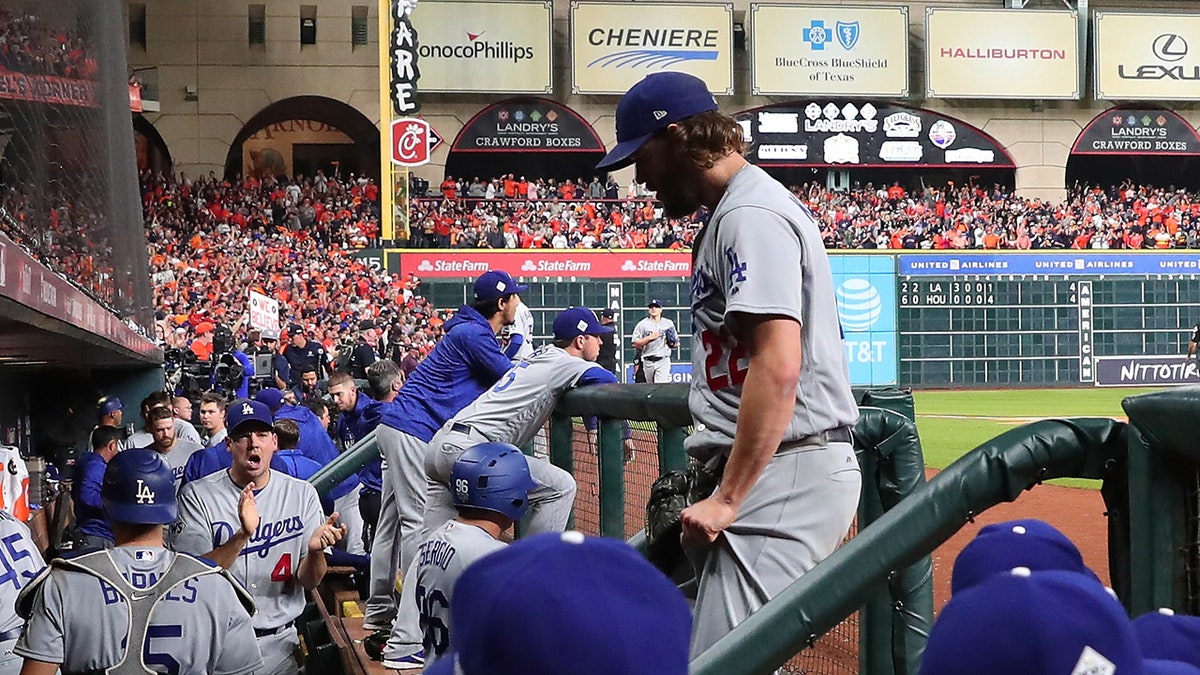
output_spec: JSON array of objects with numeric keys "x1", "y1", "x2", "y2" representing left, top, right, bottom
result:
[
  {"x1": 644, "y1": 357, "x2": 672, "y2": 383},
  {"x1": 363, "y1": 425, "x2": 429, "y2": 631},
  {"x1": 333, "y1": 488, "x2": 366, "y2": 556},
  {"x1": 422, "y1": 426, "x2": 577, "y2": 538},
  {"x1": 0, "y1": 637, "x2": 19, "y2": 675},
  {"x1": 257, "y1": 627, "x2": 302, "y2": 675},
  {"x1": 687, "y1": 439, "x2": 860, "y2": 658}
]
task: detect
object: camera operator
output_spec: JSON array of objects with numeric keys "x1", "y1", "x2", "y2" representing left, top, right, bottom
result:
[
  {"x1": 258, "y1": 328, "x2": 291, "y2": 390},
  {"x1": 211, "y1": 325, "x2": 254, "y2": 399},
  {"x1": 292, "y1": 365, "x2": 327, "y2": 405}
]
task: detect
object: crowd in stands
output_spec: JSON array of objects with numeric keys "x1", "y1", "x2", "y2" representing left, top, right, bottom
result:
[
  {"x1": 0, "y1": 11, "x2": 95, "y2": 79},
  {"x1": 413, "y1": 178, "x2": 1200, "y2": 251},
  {"x1": 142, "y1": 171, "x2": 448, "y2": 360}
]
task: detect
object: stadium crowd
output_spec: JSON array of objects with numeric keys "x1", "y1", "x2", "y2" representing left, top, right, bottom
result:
[{"x1": 0, "y1": 10, "x2": 95, "y2": 79}]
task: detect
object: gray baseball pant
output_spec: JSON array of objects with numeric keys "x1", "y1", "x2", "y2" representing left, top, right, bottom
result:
[{"x1": 687, "y1": 439, "x2": 860, "y2": 658}]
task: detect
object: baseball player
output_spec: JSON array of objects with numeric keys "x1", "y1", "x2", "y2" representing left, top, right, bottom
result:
[
  {"x1": 501, "y1": 299, "x2": 536, "y2": 360},
  {"x1": 597, "y1": 71, "x2": 860, "y2": 656},
  {"x1": 90, "y1": 396, "x2": 129, "y2": 451},
  {"x1": 381, "y1": 442, "x2": 535, "y2": 670},
  {"x1": 71, "y1": 425, "x2": 123, "y2": 551},
  {"x1": 631, "y1": 299, "x2": 678, "y2": 383},
  {"x1": 172, "y1": 399, "x2": 345, "y2": 675},
  {"x1": 141, "y1": 407, "x2": 203, "y2": 489},
  {"x1": 361, "y1": 269, "x2": 524, "y2": 660},
  {"x1": 198, "y1": 391, "x2": 229, "y2": 447},
  {"x1": 16, "y1": 448, "x2": 259, "y2": 675},
  {"x1": 128, "y1": 392, "x2": 203, "y2": 450},
  {"x1": 0, "y1": 502, "x2": 42, "y2": 675}
]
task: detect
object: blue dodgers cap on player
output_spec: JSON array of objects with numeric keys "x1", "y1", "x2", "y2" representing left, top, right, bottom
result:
[
  {"x1": 1134, "y1": 609, "x2": 1200, "y2": 668},
  {"x1": 473, "y1": 270, "x2": 528, "y2": 302},
  {"x1": 553, "y1": 307, "x2": 614, "y2": 341},
  {"x1": 951, "y1": 519, "x2": 1098, "y2": 595},
  {"x1": 920, "y1": 568, "x2": 1144, "y2": 675},
  {"x1": 427, "y1": 531, "x2": 691, "y2": 675},
  {"x1": 102, "y1": 448, "x2": 177, "y2": 524},
  {"x1": 595, "y1": 71, "x2": 719, "y2": 172},
  {"x1": 253, "y1": 388, "x2": 285, "y2": 413},
  {"x1": 97, "y1": 395, "x2": 122, "y2": 419},
  {"x1": 228, "y1": 398, "x2": 274, "y2": 434}
]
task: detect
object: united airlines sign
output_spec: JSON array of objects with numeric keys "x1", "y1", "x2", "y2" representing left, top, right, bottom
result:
[{"x1": 570, "y1": 2, "x2": 733, "y2": 95}]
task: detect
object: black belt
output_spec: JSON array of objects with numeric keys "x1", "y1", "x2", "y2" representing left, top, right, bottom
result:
[
  {"x1": 818, "y1": 426, "x2": 853, "y2": 444},
  {"x1": 643, "y1": 355, "x2": 666, "y2": 362},
  {"x1": 0, "y1": 626, "x2": 20, "y2": 641},
  {"x1": 254, "y1": 620, "x2": 295, "y2": 637}
]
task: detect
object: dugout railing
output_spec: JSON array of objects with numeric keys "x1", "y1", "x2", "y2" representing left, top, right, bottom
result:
[{"x1": 309, "y1": 384, "x2": 934, "y2": 675}]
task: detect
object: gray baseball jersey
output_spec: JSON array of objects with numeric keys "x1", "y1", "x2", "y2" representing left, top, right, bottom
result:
[
  {"x1": 632, "y1": 316, "x2": 676, "y2": 360},
  {"x1": 510, "y1": 301, "x2": 535, "y2": 360},
  {"x1": 450, "y1": 345, "x2": 613, "y2": 448},
  {"x1": 0, "y1": 509, "x2": 43, "y2": 636},
  {"x1": 686, "y1": 163, "x2": 858, "y2": 462},
  {"x1": 14, "y1": 546, "x2": 260, "y2": 675},
  {"x1": 161, "y1": 439, "x2": 203, "y2": 490},
  {"x1": 172, "y1": 470, "x2": 323, "y2": 630},
  {"x1": 408, "y1": 521, "x2": 505, "y2": 667},
  {"x1": 129, "y1": 419, "x2": 202, "y2": 451}
]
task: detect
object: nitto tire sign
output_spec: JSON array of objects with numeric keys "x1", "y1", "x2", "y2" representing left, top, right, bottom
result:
[{"x1": 1095, "y1": 356, "x2": 1200, "y2": 386}]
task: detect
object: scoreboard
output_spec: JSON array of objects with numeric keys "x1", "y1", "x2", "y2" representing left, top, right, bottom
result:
[{"x1": 898, "y1": 253, "x2": 1200, "y2": 387}]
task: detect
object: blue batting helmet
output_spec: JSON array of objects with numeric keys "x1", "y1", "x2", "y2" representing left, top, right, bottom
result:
[
  {"x1": 102, "y1": 448, "x2": 178, "y2": 525},
  {"x1": 451, "y1": 443, "x2": 538, "y2": 522}
]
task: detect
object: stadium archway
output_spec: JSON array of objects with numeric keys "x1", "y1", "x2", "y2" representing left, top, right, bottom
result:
[
  {"x1": 223, "y1": 96, "x2": 380, "y2": 181},
  {"x1": 133, "y1": 115, "x2": 172, "y2": 175},
  {"x1": 444, "y1": 98, "x2": 606, "y2": 182},
  {"x1": 734, "y1": 101, "x2": 1016, "y2": 192},
  {"x1": 1066, "y1": 107, "x2": 1200, "y2": 190}
]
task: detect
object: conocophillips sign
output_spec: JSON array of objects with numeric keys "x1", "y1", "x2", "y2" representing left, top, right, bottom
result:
[
  {"x1": 412, "y1": 1, "x2": 553, "y2": 94},
  {"x1": 570, "y1": 1, "x2": 733, "y2": 95},
  {"x1": 1095, "y1": 12, "x2": 1200, "y2": 101}
]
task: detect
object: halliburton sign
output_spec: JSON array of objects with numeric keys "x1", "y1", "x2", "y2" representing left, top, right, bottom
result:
[{"x1": 397, "y1": 251, "x2": 692, "y2": 278}]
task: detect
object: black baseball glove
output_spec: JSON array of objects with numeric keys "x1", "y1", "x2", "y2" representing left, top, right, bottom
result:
[{"x1": 644, "y1": 462, "x2": 720, "y2": 573}]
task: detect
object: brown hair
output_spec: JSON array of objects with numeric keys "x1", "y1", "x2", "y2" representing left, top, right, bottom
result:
[
  {"x1": 274, "y1": 418, "x2": 300, "y2": 450},
  {"x1": 666, "y1": 111, "x2": 745, "y2": 170}
]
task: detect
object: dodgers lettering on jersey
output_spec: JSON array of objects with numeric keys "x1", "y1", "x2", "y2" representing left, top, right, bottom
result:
[
  {"x1": 158, "y1": 440, "x2": 203, "y2": 489},
  {"x1": 14, "y1": 547, "x2": 260, "y2": 675},
  {"x1": 0, "y1": 509, "x2": 44, "y2": 635},
  {"x1": 173, "y1": 470, "x2": 323, "y2": 630},
  {"x1": 409, "y1": 521, "x2": 505, "y2": 668},
  {"x1": 447, "y1": 345, "x2": 616, "y2": 448},
  {"x1": 686, "y1": 164, "x2": 858, "y2": 462}
]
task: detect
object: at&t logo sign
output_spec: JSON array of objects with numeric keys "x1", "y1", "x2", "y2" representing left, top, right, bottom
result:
[{"x1": 391, "y1": 118, "x2": 443, "y2": 167}]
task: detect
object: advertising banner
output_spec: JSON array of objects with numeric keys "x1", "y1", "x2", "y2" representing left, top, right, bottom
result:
[
  {"x1": 925, "y1": 8, "x2": 1080, "y2": 99},
  {"x1": 1095, "y1": 356, "x2": 1200, "y2": 387},
  {"x1": 737, "y1": 101, "x2": 1014, "y2": 168},
  {"x1": 570, "y1": 1, "x2": 733, "y2": 95},
  {"x1": 749, "y1": 4, "x2": 908, "y2": 97},
  {"x1": 450, "y1": 98, "x2": 606, "y2": 153},
  {"x1": 1095, "y1": 12, "x2": 1200, "y2": 101},
  {"x1": 1071, "y1": 108, "x2": 1200, "y2": 156},
  {"x1": 898, "y1": 252, "x2": 1200, "y2": 277},
  {"x1": 397, "y1": 250, "x2": 693, "y2": 278},
  {"x1": 0, "y1": 73, "x2": 97, "y2": 107},
  {"x1": 413, "y1": 1, "x2": 553, "y2": 94},
  {"x1": 248, "y1": 291, "x2": 280, "y2": 335},
  {"x1": 0, "y1": 234, "x2": 159, "y2": 359},
  {"x1": 832, "y1": 255, "x2": 897, "y2": 386}
]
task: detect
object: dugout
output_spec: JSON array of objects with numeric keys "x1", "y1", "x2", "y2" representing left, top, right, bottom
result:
[
  {"x1": 1066, "y1": 107, "x2": 1200, "y2": 190},
  {"x1": 443, "y1": 98, "x2": 607, "y2": 182},
  {"x1": 735, "y1": 101, "x2": 1017, "y2": 193}
]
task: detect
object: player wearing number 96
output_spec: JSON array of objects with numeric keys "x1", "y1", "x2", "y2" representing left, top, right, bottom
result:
[
  {"x1": 596, "y1": 71, "x2": 861, "y2": 657},
  {"x1": 380, "y1": 443, "x2": 535, "y2": 671},
  {"x1": 171, "y1": 399, "x2": 345, "y2": 675},
  {"x1": 15, "y1": 448, "x2": 261, "y2": 675}
]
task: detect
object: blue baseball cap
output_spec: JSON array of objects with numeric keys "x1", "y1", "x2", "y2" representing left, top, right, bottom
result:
[
  {"x1": 921, "y1": 568, "x2": 1143, "y2": 675},
  {"x1": 229, "y1": 398, "x2": 274, "y2": 434},
  {"x1": 952, "y1": 519, "x2": 1097, "y2": 595},
  {"x1": 253, "y1": 388, "x2": 284, "y2": 412},
  {"x1": 553, "y1": 307, "x2": 614, "y2": 341},
  {"x1": 595, "y1": 72, "x2": 719, "y2": 172},
  {"x1": 473, "y1": 270, "x2": 528, "y2": 302},
  {"x1": 97, "y1": 396, "x2": 122, "y2": 419},
  {"x1": 426, "y1": 531, "x2": 690, "y2": 675},
  {"x1": 1134, "y1": 609, "x2": 1200, "y2": 668}
]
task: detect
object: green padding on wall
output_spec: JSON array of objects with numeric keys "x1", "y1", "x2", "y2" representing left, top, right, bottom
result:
[{"x1": 691, "y1": 417, "x2": 1128, "y2": 675}]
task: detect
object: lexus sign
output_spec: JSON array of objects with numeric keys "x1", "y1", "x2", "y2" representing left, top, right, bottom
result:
[{"x1": 1096, "y1": 12, "x2": 1200, "y2": 100}]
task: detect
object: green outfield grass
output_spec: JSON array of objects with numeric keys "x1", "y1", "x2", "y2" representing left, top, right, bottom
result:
[{"x1": 913, "y1": 387, "x2": 1161, "y2": 489}]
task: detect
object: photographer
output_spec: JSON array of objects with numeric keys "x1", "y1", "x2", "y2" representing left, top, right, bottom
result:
[{"x1": 210, "y1": 325, "x2": 254, "y2": 399}]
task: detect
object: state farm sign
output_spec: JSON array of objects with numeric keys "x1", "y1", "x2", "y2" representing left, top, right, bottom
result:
[{"x1": 396, "y1": 251, "x2": 692, "y2": 278}]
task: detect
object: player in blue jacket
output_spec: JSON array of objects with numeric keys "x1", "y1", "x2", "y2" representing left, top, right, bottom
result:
[{"x1": 361, "y1": 269, "x2": 527, "y2": 665}]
